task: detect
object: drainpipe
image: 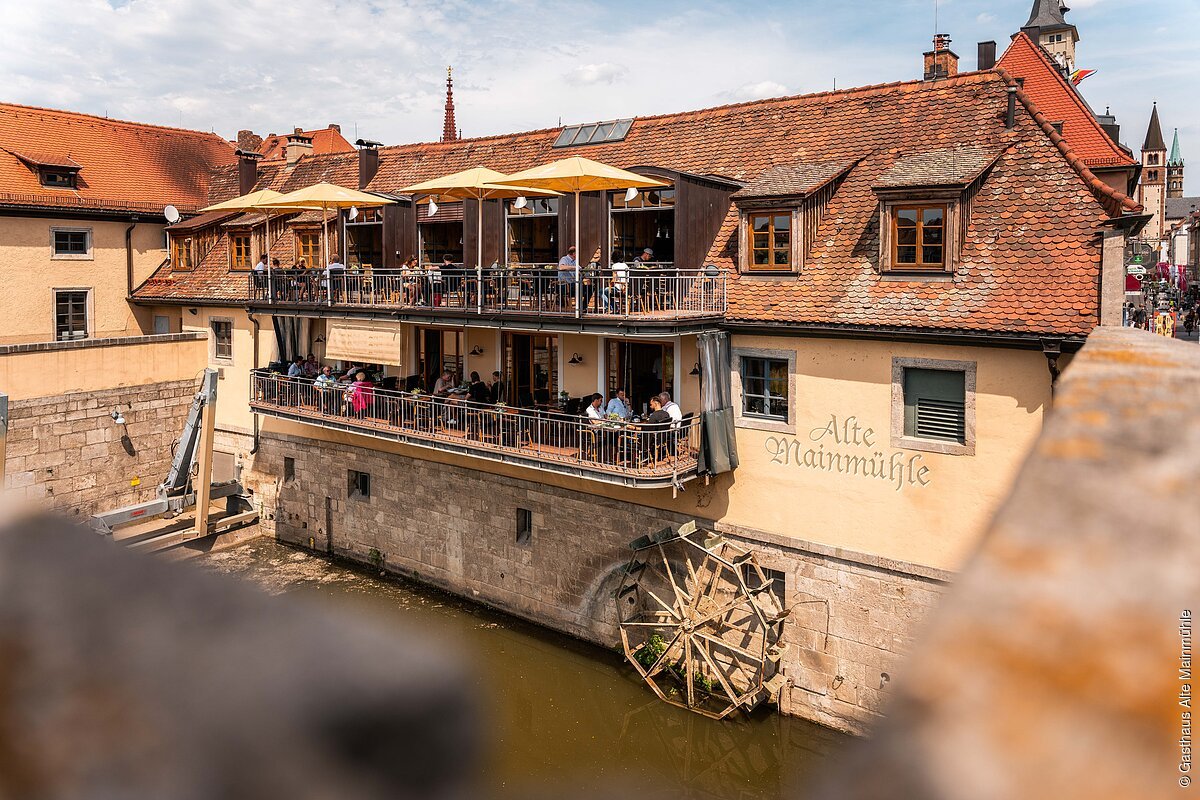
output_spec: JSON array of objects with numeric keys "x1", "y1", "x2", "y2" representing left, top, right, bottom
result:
[
  {"x1": 1041, "y1": 338, "x2": 1062, "y2": 400},
  {"x1": 248, "y1": 309, "x2": 261, "y2": 454}
]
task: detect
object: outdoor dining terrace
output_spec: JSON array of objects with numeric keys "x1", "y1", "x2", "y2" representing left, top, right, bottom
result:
[
  {"x1": 249, "y1": 370, "x2": 702, "y2": 488},
  {"x1": 247, "y1": 265, "x2": 726, "y2": 321}
]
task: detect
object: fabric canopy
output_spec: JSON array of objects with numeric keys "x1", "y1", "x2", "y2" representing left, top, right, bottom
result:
[
  {"x1": 200, "y1": 189, "x2": 284, "y2": 213},
  {"x1": 696, "y1": 331, "x2": 738, "y2": 475},
  {"x1": 323, "y1": 319, "x2": 404, "y2": 366}
]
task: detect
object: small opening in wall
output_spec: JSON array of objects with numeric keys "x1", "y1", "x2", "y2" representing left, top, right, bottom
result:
[
  {"x1": 516, "y1": 508, "x2": 532, "y2": 545},
  {"x1": 284, "y1": 457, "x2": 295, "y2": 482},
  {"x1": 348, "y1": 469, "x2": 371, "y2": 501}
]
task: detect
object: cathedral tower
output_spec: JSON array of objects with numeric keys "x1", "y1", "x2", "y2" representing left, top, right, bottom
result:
[
  {"x1": 1138, "y1": 103, "x2": 1168, "y2": 240},
  {"x1": 442, "y1": 67, "x2": 459, "y2": 143},
  {"x1": 1020, "y1": 0, "x2": 1079, "y2": 73},
  {"x1": 1168, "y1": 128, "x2": 1185, "y2": 199}
]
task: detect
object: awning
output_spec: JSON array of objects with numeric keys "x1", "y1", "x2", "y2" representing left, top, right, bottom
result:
[{"x1": 324, "y1": 319, "x2": 404, "y2": 366}]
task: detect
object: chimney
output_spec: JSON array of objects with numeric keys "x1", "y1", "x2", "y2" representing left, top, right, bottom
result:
[
  {"x1": 236, "y1": 129, "x2": 263, "y2": 153},
  {"x1": 356, "y1": 139, "x2": 382, "y2": 190},
  {"x1": 236, "y1": 149, "x2": 262, "y2": 196},
  {"x1": 923, "y1": 34, "x2": 959, "y2": 81},
  {"x1": 329, "y1": 123, "x2": 341, "y2": 134},
  {"x1": 978, "y1": 41, "x2": 997, "y2": 71},
  {"x1": 1006, "y1": 85, "x2": 1018, "y2": 130},
  {"x1": 285, "y1": 134, "x2": 313, "y2": 164}
]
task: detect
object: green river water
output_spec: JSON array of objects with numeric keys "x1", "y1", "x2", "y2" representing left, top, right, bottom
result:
[{"x1": 206, "y1": 539, "x2": 848, "y2": 799}]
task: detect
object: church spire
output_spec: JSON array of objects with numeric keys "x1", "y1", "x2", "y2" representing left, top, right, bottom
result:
[
  {"x1": 1169, "y1": 127, "x2": 1184, "y2": 167},
  {"x1": 441, "y1": 66, "x2": 459, "y2": 143},
  {"x1": 1143, "y1": 103, "x2": 1166, "y2": 152}
]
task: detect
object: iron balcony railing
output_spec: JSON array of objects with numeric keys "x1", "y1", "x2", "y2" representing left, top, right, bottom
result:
[
  {"x1": 250, "y1": 371, "x2": 701, "y2": 488},
  {"x1": 247, "y1": 264, "x2": 726, "y2": 319}
]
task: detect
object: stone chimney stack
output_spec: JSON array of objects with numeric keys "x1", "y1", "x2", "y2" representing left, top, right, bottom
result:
[
  {"x1": 356, "y1": 139, "x2": 382, "y2": 190},
  {"x1": 977, "y1": 41, "x2": 997, "y2": 71},
  {"x1": 236, "y1": 129, "x2": 263, "y2": 153},
  {"x1": 236, "y1": 150, "x2": 263, "y2": 196},
  {"x1": 923, "y1": 34, "x2": 959, "y2": 80},
  {"x1": 285, "y1": 133, "x2": 314, "y2": 164}
]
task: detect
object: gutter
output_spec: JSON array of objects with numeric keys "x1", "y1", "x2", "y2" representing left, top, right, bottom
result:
[
  {"x1": 247, "y1": 309, "x2": 262, "y2": 454},
  {"x1": 722, "y1": 321, "x2": 1089, "y2": 352},
  {"x1": 124, "y1": 219, "x2": 137, "y2": 300}
]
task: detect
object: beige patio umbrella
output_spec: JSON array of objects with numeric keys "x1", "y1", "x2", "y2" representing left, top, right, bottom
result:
[
  {"x1": 201, "y1": 189, "x2": 285, "y2": 289},
  {"x1": 257, "y1": 183, "x2": 395, "y2": 276},
  {"x1": 492, "y1": 157, "x2": 667, "y2": 316},
  {"x1": 400, "y1": 167, "x2": 561, "y2": 312}
]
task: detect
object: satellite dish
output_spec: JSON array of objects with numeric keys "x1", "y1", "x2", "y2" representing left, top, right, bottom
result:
[
  {"x1": 513, "y1": 195, "x2": 528, "y2": 210},
  {"x1": 163, "y1": 204, "x2": 181, "y2": 224},
  {"x1": 427, "y1": 198, "x2": 439, "y2": 217},
  {"x1": 624, "y1": 187, "x2": 639, "y2": 202},
  {"x1": 348, "y1": 206, "x2": 359, "y2": 221}
]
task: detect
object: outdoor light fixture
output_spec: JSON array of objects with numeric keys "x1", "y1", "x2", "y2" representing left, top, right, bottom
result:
[
  {"x1": 314, "y1": 335, "x2": 325, "y2": 344},
  {"x1": 470, "y1": 345, "x2": 484, "y2": 356},
  {"x1": 348, "y1": 206, "x2": 359, "y2": 221},
  {"x1": 427, "y1": 198, "x2": 439, "y2": 217},
  {"x1": 624, "y1": 187, "x2": 639, "y2": 202},
  {"x1": 110, "y1": 408, "x2": 126, "y2": 425},
  {"x1": 188, "y1": 308, "x2": 198, "y2": 315},
  {"x1": 689, "y1": 362, "x2": 701, "y2": 376},
  {"x1": 513, "y1": 195, "x2": 528, "y2": 209},
  {"x1": 568, "y1": 352, "x2": 584, "y2": 364}
]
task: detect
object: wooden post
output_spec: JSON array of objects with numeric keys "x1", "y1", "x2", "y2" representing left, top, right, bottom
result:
[{"x1": 193, "y1": 383, "x2": 217, "y2": 537}]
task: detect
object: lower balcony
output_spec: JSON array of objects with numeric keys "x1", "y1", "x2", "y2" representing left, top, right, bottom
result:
[{"x1": 250, "y1": 371, "x2": 701, "y2": 489}]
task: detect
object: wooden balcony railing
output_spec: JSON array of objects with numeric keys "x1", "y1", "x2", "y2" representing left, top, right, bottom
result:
[
  {"x1": 247, "y1": 265, "x2": 726, "y2": 320},
  {"x1": 250, "y1": 371, "x2": 702, "y2": 488}
]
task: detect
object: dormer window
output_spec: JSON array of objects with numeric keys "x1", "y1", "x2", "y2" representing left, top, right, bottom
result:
[
  {"x1": 40, "y1": 168, "x2": 78, "y2": 189},
  {"x1": 873, "y1": 145, "x2": 1002, "y2": 277}
]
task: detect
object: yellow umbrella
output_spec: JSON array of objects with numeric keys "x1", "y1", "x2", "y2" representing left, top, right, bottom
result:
[
  {"x1": 492, "y1": 158, "x2": 667, "y2": 316},
  {"x1": 258, "y1": 183, "x2": 395, "y2": 275},
  {"x1": 401, "y1": 167, "x2": 561, "y2": 312},
  {"x1": 200, "y1": 189, "x2": 286, "y2": 289}
]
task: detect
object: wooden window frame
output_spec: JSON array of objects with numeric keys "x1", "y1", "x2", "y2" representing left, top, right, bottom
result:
[
  {"x1": 877, "y1": 195, "x2": 959, "y2": 276},
  {"x1": 53, "y1": 288, "x2": 91, "y2": 341},
  {"x1": 742, "y1": 209, "x2": 796, "y2": 273},
  {"x1": 890, "y1": 356, "x2": 976, "y2": 456},
  {"x1": 172, "y1": 236, "x2": 194, "y2": 270},
  {"x1": 295, "y1": 229, "x2": 320, "y2": 267},
  {"x1": 210, "y1": 316, "x2": 234, "y2": 364},
  {"x1": 229, "y1": 231, "x2": 253, "y2": 271},
  {"x1": 890, "y1": 203, "x2": 948, "y2": 271},
  {"x1": 50, "y1": 226, "x2": 92, "y2": 261}
]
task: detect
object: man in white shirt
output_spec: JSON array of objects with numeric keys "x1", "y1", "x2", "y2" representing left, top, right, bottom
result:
[
  {"x1": 286, "y1": 357, "x2": 305, "y2": 378},
  {"x1": 585, "y1": 393, "x2": 605, "y2": 424},
  {"x1": 605, "y1": 388, "x2": 631, "y2": 420},
  {"x1": 253, "y1": 253, "x2": 268, "y2": 272},
  {"x1": 660, "y1": 392, "x2": 683, "y2": 422},
  {"x1": 325, "y1": 253, "x2": 346, "y2": 301}
]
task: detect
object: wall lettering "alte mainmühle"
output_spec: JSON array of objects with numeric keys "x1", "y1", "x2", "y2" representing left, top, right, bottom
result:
[{"x1": 765, "y1": 414, "x2": 931, "y2": 492}]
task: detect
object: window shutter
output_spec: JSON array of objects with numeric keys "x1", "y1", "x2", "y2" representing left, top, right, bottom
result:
[{"x1": 904, "y1": 368, "x2": 965, "y2": 443}]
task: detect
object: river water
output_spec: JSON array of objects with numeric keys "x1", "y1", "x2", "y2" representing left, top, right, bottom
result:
[{"x1": 205, "y1": 539, "x2": 848, "y2": 799}]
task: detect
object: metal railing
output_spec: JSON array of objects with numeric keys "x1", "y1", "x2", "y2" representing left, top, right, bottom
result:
[
  {"x1": 248, "y1": 264, "x2": 726, "y2": 318},
  {"x1": 250, "y1": 371, "x2": 701, "y2": 485}
]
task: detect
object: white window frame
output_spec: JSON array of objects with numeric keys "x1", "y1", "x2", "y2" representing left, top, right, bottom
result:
[
  {"x1": 53, "y1": 287, "x2": 92, "y2": 341},
  {"x1": 210, "y1": 316, "x2": 234, "y2": 364},
  {"x1": 50, "y1": 226, "x2": 93, "y2": 261},
  {"x1": 732, "y1": 347, "x2": 797, "y2": 434},
  {"x1": 890, "y1": 356, "x2": 977, "y2": 456}
]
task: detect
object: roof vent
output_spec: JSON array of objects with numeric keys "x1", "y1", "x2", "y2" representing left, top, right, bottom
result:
[{"x1": 554, "y1": 119, "x2": 633, "y2": 148}]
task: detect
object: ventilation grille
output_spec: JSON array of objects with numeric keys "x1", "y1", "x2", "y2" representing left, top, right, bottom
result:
[{"x1": 915, "y1": 398, "x2": 965, "y2": 443}]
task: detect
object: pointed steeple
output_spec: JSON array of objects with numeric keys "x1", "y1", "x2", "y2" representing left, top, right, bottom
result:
[
  {"x1": 1143, "y1": 103, "x2": 1166, "y2": 152},
  {"x1": 441, "y1": 66, "x2": 459, "y2": 143},
  {"x1": 1169, "y1": 128, "x2": 1184, "y2": 167},
  {"x1": 1025, "y1": 0, "x2": 1070, "y2": 28}
]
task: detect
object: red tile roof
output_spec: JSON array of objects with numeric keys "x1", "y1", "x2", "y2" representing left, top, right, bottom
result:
[
  {"x1": 257, "y1": 126, "x2": 354, "y2": 162},
  {"x1": 136, "y1": 70, "x2": 1133, "y2": 337},
  {"x1": 996, "y1": 33, "x2": 1136, "y2": 170},
  {"x1": 0, "y1": 102, "x2": 236, "y2": 215}
]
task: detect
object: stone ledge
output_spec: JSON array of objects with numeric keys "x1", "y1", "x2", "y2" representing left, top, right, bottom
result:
[{"x1": 0, "y1": 331, "x2": 205, "y2": 356}]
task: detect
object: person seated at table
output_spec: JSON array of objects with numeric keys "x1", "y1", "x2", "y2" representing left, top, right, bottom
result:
[
  {"x1": 489, "y1": 371, "x2": 505, "y2": 404},
  {"x1": 630, "y1": 248, "x2": 656, "y2": 310},
  {"x1": 433, "y1": 370, "x2": 455, "y2": 397},
  {"x1": 314, "y1": 365, "x2": 338, "y2": 413},
  {"x1": 646, "y1": 395, "x2": 671, "y2": 425},
  {"x1": 346, "y1": 371, "x2": 374, "y2": 418},
  {"x1": 340, "y1": 363, "x2": 361, "y2": 381},
  {"x1": 581, "y1": 248, "x2": 601, "y2": 312},
  {"x1": 585, "y1": 393, "x2": 605, "y2": 424},
  {"x1": 467, "y1": 371, "x2": 490, "y2": 404},
  {"x1": 302, "y1": 353, "x2": 320, "y2": 377},
  {"x1": 557, "y1": 246, "x2": 577, "y2": 310},
  {"x1": 400, "y1": 256, "x2": 423, "y2": 304},
  {"x1": 314, "y1": 365, "x2": 337, "y2": 388},
  {"x1": 286, "y1": 357, "x2": 306, "y2": 378},
  {"x1": 605, "y1": 387, "x2": 632, "y2": 420},
  {"x1": 658, "y1": 391, "x2": 683, "y2": 423}
]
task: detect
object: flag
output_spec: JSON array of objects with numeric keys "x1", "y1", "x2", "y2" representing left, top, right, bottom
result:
[{"x1": 1070, "y1": 68, "x2": 1097, "y2": 85}]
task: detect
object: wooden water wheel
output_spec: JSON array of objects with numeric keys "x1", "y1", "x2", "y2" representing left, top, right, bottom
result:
[{"x1": 616, "y1": 521, "x2": 790, "y2": 719}]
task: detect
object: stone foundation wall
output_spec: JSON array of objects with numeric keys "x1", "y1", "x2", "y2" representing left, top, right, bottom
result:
[
  {"x1": 3, "y1": 379, "x2": 197, "y2": 518},
  {"x1": 249, "y1": 430, "x2": 947, "y2": 734}
]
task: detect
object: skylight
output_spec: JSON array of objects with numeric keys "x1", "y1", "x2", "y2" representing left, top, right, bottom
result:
[{"x1": 553, "y1": 119, "x2": 633, "y2": 148}]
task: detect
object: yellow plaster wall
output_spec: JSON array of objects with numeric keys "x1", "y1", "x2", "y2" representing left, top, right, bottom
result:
[
  {"x1": 0, "y1": 216, "x2": 169, "y2": 344},
  {"x1": 181, "y1": 307, "x2": 259, "y2": 434}
]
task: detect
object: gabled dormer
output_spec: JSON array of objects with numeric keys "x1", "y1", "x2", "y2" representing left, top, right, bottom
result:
[{"x1": 12, "y1": 150, "x2": 82, "y2": 189}]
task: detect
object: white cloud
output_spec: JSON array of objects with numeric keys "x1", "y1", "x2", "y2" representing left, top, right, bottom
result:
[
  {"x1": 570, "y1": 63, "x2": 628, "y2": 85},
  {"x1": 721, "y1": 81, "x2": 790, "y2": 101},
  {"x1": 977, "y1": 12, "x2": 997, "y2": 24}
]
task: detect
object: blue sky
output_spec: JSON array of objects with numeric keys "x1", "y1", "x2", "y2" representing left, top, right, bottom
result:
[{"x1": 4, "y1": 0, "x2": 1198, "y2": 193}]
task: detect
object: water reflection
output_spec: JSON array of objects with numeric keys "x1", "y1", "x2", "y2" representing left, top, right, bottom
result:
[{"x1": 206, "y1": 540, "x2": 847, "y2": 799}]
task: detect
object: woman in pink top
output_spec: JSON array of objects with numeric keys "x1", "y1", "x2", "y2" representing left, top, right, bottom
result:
[{"x1": 348, "y1": 371, "x2": 375, "y2": 417}]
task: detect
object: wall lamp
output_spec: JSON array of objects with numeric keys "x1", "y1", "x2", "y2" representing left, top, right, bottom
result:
[
  {"x1": 110, "y1": 408, "x2": 126, "y2": 425},
  {"x1": 568, "y1": 352, "x2": 584, "y2": 365},
  {"x1": 188, "y1": 308, "x2": 198, "y2": 316},
  {"x1": 689, "y1": 362, "x2": 702, "y2": 376},
  {"x1": 469, "y1": 345, "x2": 484, "y2": 356}
]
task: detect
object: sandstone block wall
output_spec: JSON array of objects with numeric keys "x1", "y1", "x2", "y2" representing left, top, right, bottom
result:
[
  {"x1": 4, "y1": 379, "x2": 197, "y2": 518},
  {"x1": 248, "y1": 429, "x2": 947, "y2": 734}
]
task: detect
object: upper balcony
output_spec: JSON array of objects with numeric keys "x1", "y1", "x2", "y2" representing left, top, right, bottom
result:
[
  {"x1": 247, "y1": 265, "x2": 726, "y2": 334},
  {"x1": 250, "y1": 370, "x2": 702, "y2": 489}
]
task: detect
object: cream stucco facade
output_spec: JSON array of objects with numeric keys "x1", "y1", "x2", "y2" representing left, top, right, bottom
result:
[{"x1": 0, "y1": 215, "x2": 172, "y2": 345}]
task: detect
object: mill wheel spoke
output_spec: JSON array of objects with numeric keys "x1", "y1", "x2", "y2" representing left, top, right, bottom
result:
[
  {"x1": 694, "y1": 634, "x2": 742, "y2": 706},
  {"x1": 693, "y1": 630, "x2": 762, "y2": 662},
  {"x1": 660, "y1": 547, "x2": 693, "y2": 611}
]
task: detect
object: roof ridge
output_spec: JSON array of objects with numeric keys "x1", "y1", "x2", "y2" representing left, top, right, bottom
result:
[
  {"x1": 996, "y1": 67, "x2": 1142, "y2": 216},
  {"x1": 366, "y1": 71, "x2": 1000, "y2": 155},
  {"x1": 999, "y1": 33, "x2": 1134, "y2": 166},
  {"x1": 0, "y1": 101, "x2": 234, "y2": 144}
]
